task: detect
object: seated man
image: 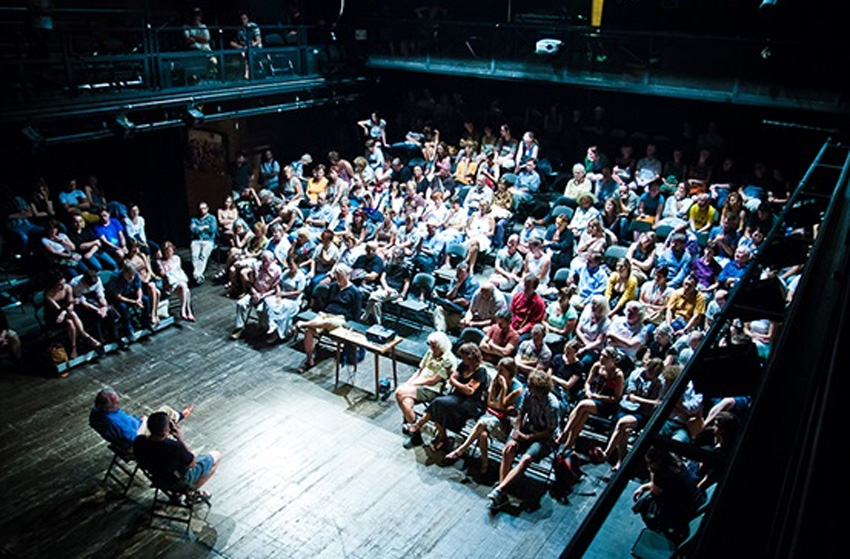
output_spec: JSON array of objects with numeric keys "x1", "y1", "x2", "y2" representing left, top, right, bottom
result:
[
  {"x1": 572, "y1": 251, "x2": 608, "y2": 310},
  {"x1": 479, "y1": 309, "x2": 520, "y2": 366},
  {"x1": 70, "y1": 269, "x2": 118, "y2": 345},
  {"x1": 231, "y1": 251, "x2": 281, "y2": 340},
  {"x1": 295, "y1": 263, "x2": 362, "y2": 371},
  {"x1": 433, "y1": 262, "x2": 480, "y2": 333},
  {"x1": 107, "y1": 261, "x2": 151, "y2": 340},
  {"x1": 133, "y1": 411, "x2": 220, "y2": 499},
  {"x1": 657, "y1": 233, "x2": 693, "y2": 289},
  {"x1": 515, "y1": 323, "x2": 553, "y2": 381},
  {"x1": 717, "y1": 246, "x2": 752, "y2": 290},
  {"x1": 89, "y1": 388, "x2": 192, "y2": 450},
  {"x1": 509, "y1": 273, "x2": 546, "y2": 339},
  {"x1": 459, "y1": 282, "x2": 507, "y2": 332},
  {"x1": 666, "y1": 274, "x2": 706, "y2": 335},
  {"x1": 488, "y1": 234, "x2": 524, "y2": 293},
  {"x1": 487, "y1": 369, "x2": 559, "y2": 510},
  {"x1": 606, "y1": 301, "x2": 650, "y2": 369}
]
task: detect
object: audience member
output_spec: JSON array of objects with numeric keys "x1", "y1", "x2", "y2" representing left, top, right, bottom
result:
[
  {"x1": 189, "y1": 201, "x2": 217, "y2": 285},
  {"x1": 89, "y1": 388, "x2": 192, "y2": 449},
  {"x1": 395, "y1": 331, "x2": 456, "y2": 426}
]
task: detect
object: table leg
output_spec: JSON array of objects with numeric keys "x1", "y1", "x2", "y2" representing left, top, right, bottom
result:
[
  {"x1": 334, "y1": 339, "x2": 341, "y2": 388},
  {"x1": 374, "y1": 351, "x2": 380, "y2": 400},
  {"x1": 392, "y1": 346, "x2": 398, "y2": 389}
]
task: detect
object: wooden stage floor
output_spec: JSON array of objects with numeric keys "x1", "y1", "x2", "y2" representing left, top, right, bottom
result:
[{"x1": 0, "y1": 280, "x2": 643, "y2": 559}]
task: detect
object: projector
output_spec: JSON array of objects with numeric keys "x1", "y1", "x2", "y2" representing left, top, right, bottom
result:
[{"x1": 535, "y1": 39, "x2": 562, "y2": 55}]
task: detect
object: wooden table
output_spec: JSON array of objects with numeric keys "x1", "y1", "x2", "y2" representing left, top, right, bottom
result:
[{"x1": 328, "y1": 327, "x2": 402, "y2": 400}]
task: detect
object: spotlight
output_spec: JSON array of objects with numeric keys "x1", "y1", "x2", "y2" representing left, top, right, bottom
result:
[
  {"x1": 535, "y1": 39, "x2": 562, "y2": 56},
  {"x1": 760, "y1": 0, "x2": 778, "y2": 9},
  {"x1": 184, "y1": 106, "x2": 205, "y2": 126},
  {"x1": 109, "y1": 114, "x2": 136, "y2": 138}
]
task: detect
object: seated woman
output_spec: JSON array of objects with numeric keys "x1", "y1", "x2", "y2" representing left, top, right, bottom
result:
[
  {"x1": 606, "y1": 258, "x2": 639, "y2": 316},
  {"x1": 42, "y1": 220, "x2": 88, "y2": 277},
  {"x1": 464, "y1": 201, "x2": 496, "y2": 271},
  {"x1": 215, "y1": 218, "x2": 253, "y2": 280},
  {"x1": 123, "y1": 204, "x2": 160, "y2": 257},
  {"x1": 217, "y1": 195, "x2": 239, "y2": 237},
  {"x1": 543, "y1": 286, "x2": 578, "y2": 354},
  {"x1": 574, "y1": 295, "x2": 610, "y2": 368},
  {"x1": 640, "y1": 266, "x2": 673, "y2": 326},
  {"x1": 157, "y1": 241, "x2": 195, "y2": 322},
  {"x1": 549, "y1": 339, "x2": 586, "y2": 408},
  {"x1": 523, "y1": 236, "x2": 551, "y2": 293},
  {"x1": 693, "y1": 243, "x2": 722, "y2": 296},
  {"x1": 556, "y1": 346, "x2": 625, "y2": 451},
  {"x1": 591, "y1": 355, "x2": 664, "y2": 471},
  {"x1": 295, "y1": 263, "x2": 362, "y2": 372},
  {"x1": 571, "y1": 218, "x2": 615, "y2": 273},
  {"x1": 487, "y1": 368, "x2": 560, "y2": 510},
  {"x1": 600, "y1": 196, "x2": 628, "y2": 242},
  {"x1": 445, "y1": 357, "x2": 524, "y2": 474},
  {"x1": 348, "y1": 209, "x2": 374, "y2": 244},
  {"x1": 373, "y1": 210, "x2": 398, "y2": 259},
  {"x1": 544, "y1": 214, "x2": 575, "y2": 283},
  {"x1": 403, "y1": 343, "x2": 490, "y2": 452},
  {"x1": 126, "y1": 239, "x2": 161, "y2": 327},
  {"x1": 44, "y1": 270, "x2": 101, "y2": 358},
  {"x1": 307, "y1": 229, "x2": 341, "y2": 299},
  {"x1": 395, "y1": 331, "x2": 457, "y2": 426},
  {"x1": 626, "y1": 231, "x2": 657, "y2": 284},
  {"x1": 226, "y1": 221, "x2": 267, "y2": 295},
  {"x1": 263, "y1": 255, "x2": 307, "y2": 343},
  {"x1": 656, "y1": 183, "x2": 693, "y2": 231}
]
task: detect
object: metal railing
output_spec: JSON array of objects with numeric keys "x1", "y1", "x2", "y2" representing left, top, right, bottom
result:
[
  {"x1": 0, "y1": 23, "x2": 336, "y2": 104},
  {"x1": 354, "y1": 18, "x2": 848, "y2": 113}
]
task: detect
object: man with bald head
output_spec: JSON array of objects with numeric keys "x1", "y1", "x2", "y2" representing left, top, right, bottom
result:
[{"x1": 89, "y1": 388, "x2": 192, "y2": 450}]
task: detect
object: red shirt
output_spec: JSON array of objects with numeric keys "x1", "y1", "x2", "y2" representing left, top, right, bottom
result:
[
  {"x1": 510, "y1": 290, "x2": 545, "y2": 334},
  {"x1": 483, "y1": 323, "x2": 520, "y2": 365}
]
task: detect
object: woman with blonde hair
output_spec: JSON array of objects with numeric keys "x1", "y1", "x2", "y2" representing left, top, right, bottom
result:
[
  {"x1": 157, "y1": 241, "x2": 194, "y2": 321},
  {"x1": 606, "y1": 257, "x2": 639, "y2": 316}
]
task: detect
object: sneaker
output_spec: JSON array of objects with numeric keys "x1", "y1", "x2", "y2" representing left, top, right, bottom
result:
[
  {"x1": 230, "y1": 328, "x2": 244, "y2": 340},
  {"x1": 487, "y1": 488, "x2": 507, "y2": 509},
  {"x1": 403, "y1": 432, "x2": 423, "y2": 449}
]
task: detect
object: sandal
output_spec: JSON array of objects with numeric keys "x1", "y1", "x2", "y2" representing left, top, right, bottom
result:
[
  {"x1": 297, "y1": 360, "x2": 315, "y2": 374},
  {"x1": 189, "y1": 490, "x2": 211, "y2": 505},
  {"x1": 180, "y1": 405, "x2": 194, "y2": 420},
  {"x1": 429, "y1": 437, "x2": 447, "y2": 453},
  {"x1": 444, "y1": 449, "x2": 464, "y2": 461}
]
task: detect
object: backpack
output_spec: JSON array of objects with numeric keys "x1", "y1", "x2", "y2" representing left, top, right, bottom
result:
[{"x1": 551, "y1": 449, "x2": 582, "y2": 502}]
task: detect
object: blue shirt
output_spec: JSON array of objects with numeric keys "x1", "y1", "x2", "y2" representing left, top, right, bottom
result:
[
  {"x1": 657, "y1": 248, "x2": 693, "y2": 288},
  {"x1": 451, "y1": 275, "x2": 481, "y2": 302},
  {"x1": 89, "y1": 407, "x2": 141, "y2": 448},
  {"x1": 576, "y1": 264, "x2": 608, "y2": 301},
  {"x1": 95, "y1": 219, "x2": 124, "y2": 247},
  {"x1": 516, "y1": 169, "x2": 541, "y2": 192},
  {"x1": 190, "y1": 213, "x2": 218, "y2": 242},
  {"x1": 718, "y1": 260, "x2": 748, "y2": 286}
]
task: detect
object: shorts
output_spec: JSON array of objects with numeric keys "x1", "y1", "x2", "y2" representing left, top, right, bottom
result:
[
  {"x1": 616, "y1": 409, "x2": 651, "y2": 429},
  {"x1": 591, "y1": 399, "x2": 619, "y2": 418},
  {"x1": 316, "y1": 312, "x2": 346, "y2": 333},
  {"x1": 518, "y1": 439, "x2": 552, "y2": 462},
  {"x1": 415, "y1": 386, "x2": 440, "y2": 404},
  {"x1": 183, "y1": 453, "x2": 215, "y2": 487},
  {"x1": 479, "y1": 414, "x2": 510, "y2": 442}
]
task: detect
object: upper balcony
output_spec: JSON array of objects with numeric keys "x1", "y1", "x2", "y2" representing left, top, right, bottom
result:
[{"x1": 354, "y1": 17, "x2": 849, "y2": 116}]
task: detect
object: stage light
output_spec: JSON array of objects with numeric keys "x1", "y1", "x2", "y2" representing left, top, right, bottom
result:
[
  {"x1": 109, "y1": 114, "x2": 136, "y2": 138},
  {"x1": 184, "y1": 105, "x2": 205, "y2": 126},
  {"x1": 760, "y1": 0, "x2": 778, "y2": 9},
  {"x1": 535, "y1": 39, "x2": 562, "y2": 56}
]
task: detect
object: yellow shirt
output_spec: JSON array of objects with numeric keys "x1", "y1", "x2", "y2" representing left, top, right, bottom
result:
[
  {"x1": 688, "y1": 203, "x2": 716, "y2": 231},
  {"x1": 666, "y1": 288, "x2": 706, "y2": 322},
  {"x1": 306, "y1": 177, "x2": 328, "y2": 204}
]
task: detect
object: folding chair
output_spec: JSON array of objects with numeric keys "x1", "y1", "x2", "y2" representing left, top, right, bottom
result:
[{"x1": 101, "y1": 443, "x2": 139, "y2": 496}]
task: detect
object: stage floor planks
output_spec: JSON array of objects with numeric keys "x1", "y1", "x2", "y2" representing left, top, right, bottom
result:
[{"x1": 0, "y1": 279, "x2": 635, "y2": 559}]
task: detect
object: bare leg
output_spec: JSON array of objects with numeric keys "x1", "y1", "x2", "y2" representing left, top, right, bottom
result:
[
  {"x1": 498, "y1": 440, "x2": 519, "y2": 483},
  {"x1": 395, "y1": 384, "x2": 419, "y2": 424},
  {"x1": 497, "y1": 454, "x2": 534, "y2": 492},
  {"x1": 559, "y1": 399, "x2": 598, "y2": 450},
  {"x1": 467, "y1": 241, "x2": 479, "y2": 272},
  {"x1": 66, "y1": 319, "x2": 78, "y2": 359},
  {"x1": 446, "y1": 419, "x2": 487, "y2": 460}
]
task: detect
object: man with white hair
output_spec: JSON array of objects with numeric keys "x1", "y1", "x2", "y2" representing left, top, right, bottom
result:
[
  {"x1": 89, "y1": 387, "x2": 193, "y2": 450},
  {"x1": 717, "y1": 246, "x2": 752, "y2": 289},
  {"x1": 459, "y1": 282, "x2": 507, "y2": 330},
  {"x1": 231, "y1": 250, "x2": 281, "y2": 340},
  {"x1": 606, "y1": 301, "x2": 651, "y2": 366}
]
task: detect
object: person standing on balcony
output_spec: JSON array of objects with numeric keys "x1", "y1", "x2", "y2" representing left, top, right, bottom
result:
[
  {"x1": 184, "y1": 7, "x2": 211, "y2": 52},
  {"x1": 230, "y1": 11, "x2": 262, "y2": 79}
]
